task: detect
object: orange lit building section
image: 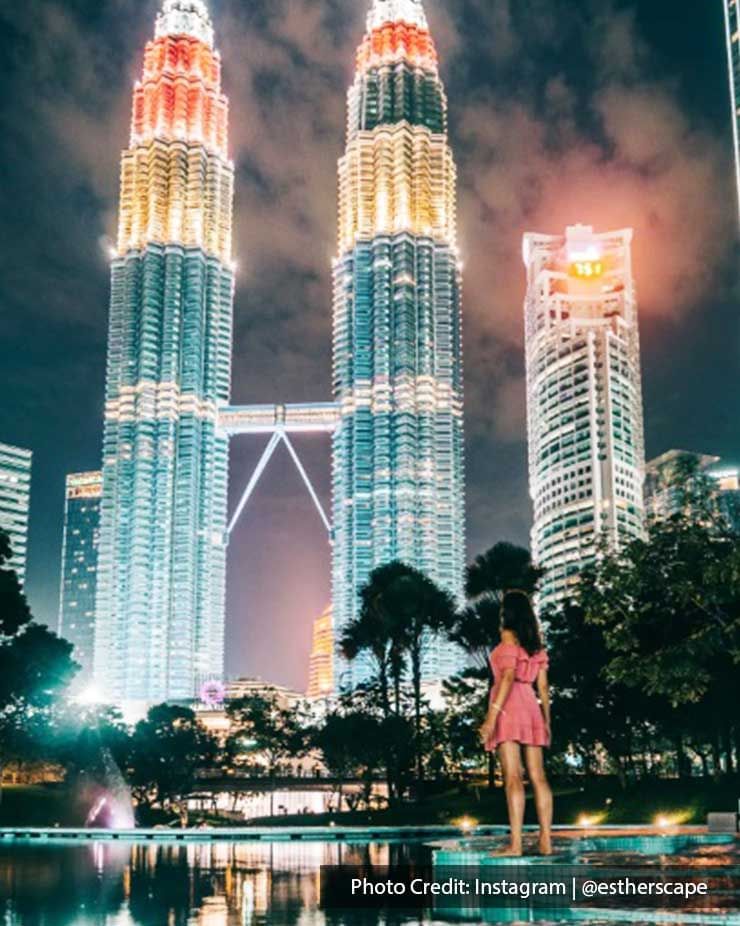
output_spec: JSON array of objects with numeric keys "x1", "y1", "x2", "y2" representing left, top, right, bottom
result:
[
  {"x1": 307, "y1": 606, "x2": 334, "y2": 699},
  {"x1": 116, "y1": 29, "x2": 233, "y2": 261}
]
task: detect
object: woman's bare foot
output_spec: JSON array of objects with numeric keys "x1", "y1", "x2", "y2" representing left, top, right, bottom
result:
[
  {"x1": 537, "y1": 837, "x2": 553, "y2": 856},
  {"x1": 490, "y1": 844, "x2": 523, "y2": 857}
]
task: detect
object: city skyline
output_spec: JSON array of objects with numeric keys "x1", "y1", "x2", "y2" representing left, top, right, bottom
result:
[{"x1": 0, "y1": 0, "x2": 738, "y2": 693}]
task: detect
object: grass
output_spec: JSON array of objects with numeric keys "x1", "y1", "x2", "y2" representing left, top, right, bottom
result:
[{"x1": 1, "y1": 776, "x2": 737, "y2": 829}]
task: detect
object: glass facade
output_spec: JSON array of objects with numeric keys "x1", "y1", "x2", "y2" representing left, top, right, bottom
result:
[
  {"x1": 307, "y1": 605, "x2": 334, "y2": 700},
  {"x1": 0, "y1": 442, "x2": 32, "y2": 586},
  {"x1": 645, "y1": 449, "x2": 740, "y2": 535},
  {"x1": 332, "y1": 0, "x2": 466, "y2": 687},
  {"x1": 58, "y1": 472, "x2": 102, "y2": 686},
  {"x1": 94, "y1": 0, "x2": 234, "y2": 708},
  {"x1": 523, "y1": 226, "x2": 646, "y2": 610},
  {"x1": 725, "y1": 0, "x2": 740, "y2": 217}
]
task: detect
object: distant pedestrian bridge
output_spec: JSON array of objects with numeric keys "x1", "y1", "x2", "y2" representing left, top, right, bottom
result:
[{"x1": 218, "y1": 403, "x2": 340, "y2": 540}]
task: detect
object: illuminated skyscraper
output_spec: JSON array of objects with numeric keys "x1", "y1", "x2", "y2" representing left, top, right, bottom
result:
[
  {"x1": 0, "y1": 442, "x2": 32, "y2": 586},
  {"x1": 58, "y1": 472, "x2": 102, "y2": 686},
  {"x1": 523, "y1": 226, "x2": 646, "y2": 610},
  {"x1": 332, "y1": 0, "x2": 465, "y2": 686},
  {"x1": 725, "y1": 0, "x2": 740, "y2": 217},
  {"x1": 307, "y1": 605, "x2": 334, "y2": 699},
  {"x1": 645, "y1": 449, "x2": 740, "y2": 534},
  {"x1": 95, "y1": 0, "x2": 234, "y2": 707}
]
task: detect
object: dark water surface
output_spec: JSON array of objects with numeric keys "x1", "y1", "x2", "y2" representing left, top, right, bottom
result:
[{"x1": 0, "y1": 839, "x2": 706, "y2": 925}]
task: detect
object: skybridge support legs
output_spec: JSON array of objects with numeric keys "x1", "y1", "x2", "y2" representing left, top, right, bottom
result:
[{"x1": 227, "y1": 430, "x2": 332, "y2": 542}]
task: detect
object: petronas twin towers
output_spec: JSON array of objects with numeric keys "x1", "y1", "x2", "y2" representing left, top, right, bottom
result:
[
  {"x1": 332, "y1": 0, "x2": 465, "y2": 685},
  {"x1": 94, "y1": 0, "x2": 465, "y2": 707}
]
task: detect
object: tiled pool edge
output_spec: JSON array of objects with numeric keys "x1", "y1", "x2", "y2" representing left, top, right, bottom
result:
[
  {"x1": 0, "y1": 823, "x2": 719, "y2": 843},
  {"x1": 431, "y1": 832, "x2": 740, "y2": 924}
]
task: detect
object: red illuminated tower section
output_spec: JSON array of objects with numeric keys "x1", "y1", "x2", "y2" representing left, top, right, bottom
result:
[
  {"x1": 332, "y1": 0, "x2": 466, "y2": 687},
  {"x1": 95, "y1": 0, "x2": 234, "y2": 709}
]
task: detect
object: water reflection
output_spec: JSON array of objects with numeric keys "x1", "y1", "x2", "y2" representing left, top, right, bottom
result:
[
  {"x1": 4, "y1": 840, "x2": 730, "y2": 926},
  {"x1": 0, "y1": 841, "x2": 430, "y2": 926}
]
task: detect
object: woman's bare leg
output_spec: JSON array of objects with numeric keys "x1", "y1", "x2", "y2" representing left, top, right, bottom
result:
[
  {"x1": 525, "y1": 746, "x2": 553, "y2": 855},
  {"x1": 496, "y1": 742, "x2": 524, "y2": 855}
]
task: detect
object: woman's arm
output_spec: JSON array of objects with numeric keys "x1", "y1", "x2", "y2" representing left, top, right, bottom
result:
[
  {"x1": 479, "y1": 668, "x2": 515, "y2": 742},
  {"x1": 537, "y1": 668, "x2": 551, "y2": 731}
]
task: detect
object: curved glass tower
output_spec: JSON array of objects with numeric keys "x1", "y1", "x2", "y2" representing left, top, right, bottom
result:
[
  {"x1": 95, "y1": 0, "x2": 233, "y2": 708},
  {"x1": 332, "y1": 0, "x2": 466, "y2": 686},
  {"x1": 523, "y1": 225, "x2": 645, "y2": 610}
]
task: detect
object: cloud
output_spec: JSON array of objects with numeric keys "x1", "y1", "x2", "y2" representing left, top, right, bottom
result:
[
  {"x1": 1, "y1": 0, "x2": 736, "y2": 683},
  {"x1": 8, "y1": 0, "x2": 733, "y2": 429}
]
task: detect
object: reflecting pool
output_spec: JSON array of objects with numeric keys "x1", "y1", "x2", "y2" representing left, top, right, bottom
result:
[{"x1": 1, "y1": 838, "x2": 738, "y2": 926}]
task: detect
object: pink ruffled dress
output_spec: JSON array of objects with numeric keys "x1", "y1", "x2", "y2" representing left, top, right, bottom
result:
[{"x1": 485, "y1": 643, "x2": 550, "y2": 749}]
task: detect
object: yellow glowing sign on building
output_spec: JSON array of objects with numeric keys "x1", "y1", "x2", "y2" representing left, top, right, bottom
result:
[{"x1": 569, "y1": 259, "x2": 604, "y2": 279}]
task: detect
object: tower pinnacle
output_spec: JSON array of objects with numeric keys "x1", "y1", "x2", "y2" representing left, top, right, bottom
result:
[
  {"x1": 367, "y1": 0, "x2": 428, "y2": 30},
  {"x1": 156, "y1": 0, "x2": 214, "y2": 47}
]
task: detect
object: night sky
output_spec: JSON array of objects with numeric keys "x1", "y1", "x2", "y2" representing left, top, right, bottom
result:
[{"x1": 0, "y1": 0, "x2": 737, "y2": 692}]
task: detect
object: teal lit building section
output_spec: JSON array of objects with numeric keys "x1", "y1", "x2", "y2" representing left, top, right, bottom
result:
[
  {"x1": 94, "y1": 0, "x2": 234, "y2": 708},
  {"x1": 332, "y1": 0, "x2": 466, "y2": 687},
  {"x1": 58, "y1": 472, "x2": 102, "y2": 686},
  {"x1": 0, "y1": 441, "x2": 32, "y2": 586}
]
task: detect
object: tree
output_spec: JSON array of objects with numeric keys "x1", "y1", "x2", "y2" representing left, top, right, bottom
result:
[
  {"x1": 339, "y1": 567, "x2": 408, "y2": 719},
  {"x1": 225, "y1": 692, "x2": 310, "y2": 815},
  {"x1": 579, "y1": 515, "x2": 740, "y2": 776},
  {"x1": 342, "y1": 562, "x2": 457, "y2": 786},
  {"x1": 313, "y1": 711, "x2": 385, "y2": 811},
  {"x1": 448, "y1": 597, "x2": 502, "y2": 679},
  {"x1": 0, "y1": 530, "x2": 31, "y2": 637},
  {"x1": 127, "y1": 705, "x2": 217, "y2": 823},
  {"x1": 447, "y1": 542, "x2": 543, "y2": 787},
  {"x1": 0, "y1": 530, "x2": 79, "y2": 801},
  {"x1": 545, "y1": 601, "x2": 676, "y2": 782},
  {"x1": 438, "y1": 673, "x2": 489, "y2": 778},
  {"x1": 466, "y1": 541, "x2": 544, "y2": 603}
]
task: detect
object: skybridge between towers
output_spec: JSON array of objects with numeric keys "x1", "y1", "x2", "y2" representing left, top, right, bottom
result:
[{"x1": 218, "y1": 403, "x2": 340, "y2": 541}]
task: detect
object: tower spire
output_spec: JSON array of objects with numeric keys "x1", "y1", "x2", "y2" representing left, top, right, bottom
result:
[
  {"x1": 156, "y1": 0, "x2": 214, "y2": 47},
  {"x1": 367, "y1": 0, "x2": 428, "y2": 30}
]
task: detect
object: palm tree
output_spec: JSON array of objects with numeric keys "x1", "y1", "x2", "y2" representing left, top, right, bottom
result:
[
  {"x1": 466, "y1": 541, "x2": 544, "y2": 603},
  {"x1": 452, "y1": 542, "x2": 543, "y2": 677},
  {"x1": 449, "y1": 542, "x2": 543, "y2": 788},
  {"x1": 389, "y1": 566, "x2": 457, "y2": 782},
  {"x1": 339, "y1": 567, "x2": 408, "y2": 719},
  {"x1": 341, "y1": 562, "x2": 457, "y2": 785},
  {"x1": 448, "y1": 597, "x2": 502, "y2": 678}
]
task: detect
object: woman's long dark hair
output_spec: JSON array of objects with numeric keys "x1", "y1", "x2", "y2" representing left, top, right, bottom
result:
[{"x1": 501, "y1": 590, "x2": 543, "y2": 656}]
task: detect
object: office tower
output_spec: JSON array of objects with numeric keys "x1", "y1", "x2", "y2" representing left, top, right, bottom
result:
[
  {"x1": 331, "y1": 0, "x2": 465, "y2": 686},
  {"x1": 0, "y1": 442, "x2": 32, "y2": 586},
  {"x1": 95, "y1": 0, "x2": 234, "y2": 708},
  {"x1": 645, "y1": 449, "x2": 740, "y2": 534},
  {"x1": 714, "y1": 465, "x2": 740, "y2": 532},
  {"x1": 58, "y1": 472, "x2": 102, "y2": 686},
  {"x1": 523, "y1": 225, "x2": 646, "y2": 610},
  {"x1": 725, "y1": 0, "x2": 740, "y2": 216},
  {"x1": 307, "y1": 605, "x2": 334, "y2": 699}
]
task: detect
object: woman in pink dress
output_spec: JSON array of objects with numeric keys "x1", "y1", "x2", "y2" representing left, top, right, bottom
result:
[{"x1": 479, "y1": 590, "x2": 553, "y2": 856}]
